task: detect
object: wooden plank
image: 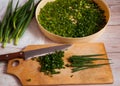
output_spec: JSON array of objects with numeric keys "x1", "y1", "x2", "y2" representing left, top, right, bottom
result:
[
  {"x1": 108, "y1": 5, "x2": 120, "y2": 25},
  {"x1": 94, "y1": 25, "x2": 120, "y2": 53},
  {"x1": 0, "y1": 0, "x2": 119, "y2": 86},
  {"x1": 64, "y1": 53, "x2": 120, "y2": 86},
  {"x1": 107, "y1": 53, "x2": 120, "y2": 86},
  {"x1": 103, "y1": 0, "x2": 120, "y2": 25},
  {"x1": 7, "y1": 43, "x2": 113, "y2": 86},
  {"x1": 105, "y1": 0, "x2": 120, "y2": 6}
]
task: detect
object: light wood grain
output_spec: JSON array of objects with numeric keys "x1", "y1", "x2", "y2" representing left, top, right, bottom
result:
[
  {"x1": 66, "y1": 53, "x2": 120, "y2": 86},
  {"x1": 105, "y1": 0, "x2": 120, "y2": 25},
  {"x1": 106, "y1": 0, "x2": 120, "y2": 6},
  {"x1": 7, "y1": 43, "x2": 113, "y2": 86},
  {"x1": 95, "y1": 25, "x2": 120, "y2": 53}
]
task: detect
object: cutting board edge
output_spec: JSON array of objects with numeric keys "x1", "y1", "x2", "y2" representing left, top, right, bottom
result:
[{"x1": 7, "y1": 43, "x2": 114, "y2": 85}]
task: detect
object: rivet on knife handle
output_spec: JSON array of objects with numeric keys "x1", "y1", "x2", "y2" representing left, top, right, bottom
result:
[{"x1": 0, "y1": 51, "x2": 25, "y2": 61}]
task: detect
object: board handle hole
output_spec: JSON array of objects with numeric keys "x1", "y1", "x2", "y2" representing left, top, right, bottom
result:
[{"x1": 12, "y1": 60, "x2": 20, "y2": 67}]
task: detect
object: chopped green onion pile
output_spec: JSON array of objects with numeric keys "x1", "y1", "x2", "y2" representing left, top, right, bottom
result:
[
  {"x1": 38, "y1": 0, "x2": 106, "y2": 37},
  {"x1": 0, "y1": 0, "x2": 37, "y2": 48},
  {"x1": 36, "y1": 51, "x2": 64, "y2": 76}
]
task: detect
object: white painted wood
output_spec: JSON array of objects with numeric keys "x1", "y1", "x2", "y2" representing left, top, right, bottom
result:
[{"x1": 0, "y1": 0, "x2": 120, "y2": 86}]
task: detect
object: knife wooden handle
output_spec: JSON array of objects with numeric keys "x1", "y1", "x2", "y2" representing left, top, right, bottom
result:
[{"x1": 0, "y1": 51, "x2": 25, "y2": 61}]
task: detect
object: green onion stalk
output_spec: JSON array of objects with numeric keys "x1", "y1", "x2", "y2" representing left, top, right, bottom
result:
[
  {"x1": 66, "y1": 54, "x2": 111, "y2": 73},
  {"x1": 2, "y1": 0, "x2": 13, "y2": 48},
  {"x1": 14, "y1": 1, "x2": 35, "y2": 45},
  {"x1": 0, "y1": 0, "x2": 37, "y2": 48},
  {"x1": 10, "y1": 0, "x2": 35, "y2": 45},
  {"x1": 0, "y1": 0, "x2": 13, "y2": 43}
]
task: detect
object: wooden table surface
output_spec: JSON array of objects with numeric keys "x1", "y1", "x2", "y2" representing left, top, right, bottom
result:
[{"x1": 0, "y1": 0, "x2": 120, "y2": 86}]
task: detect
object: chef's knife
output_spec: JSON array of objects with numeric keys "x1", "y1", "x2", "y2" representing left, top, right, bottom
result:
[{"x1": 0, "y1": 44, "x2": 71, "y2": 61}]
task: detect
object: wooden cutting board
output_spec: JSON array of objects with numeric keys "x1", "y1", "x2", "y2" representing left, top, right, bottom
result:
[{"x1": 7, "y1": 43, "x2": 113, "y2": 86}]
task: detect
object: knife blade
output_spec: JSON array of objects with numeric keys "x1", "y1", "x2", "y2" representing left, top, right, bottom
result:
[{"x1": 0, "y1": 44, "x2": 71, "y2": 61}]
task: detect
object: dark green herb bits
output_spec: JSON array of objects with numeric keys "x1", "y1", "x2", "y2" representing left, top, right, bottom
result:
[
  {"x1": 37, "y1": 51, "x2": 64, "y2": 76},
  {"x1": 38, "y1": 0, "x2": 106, "y2": 37}
]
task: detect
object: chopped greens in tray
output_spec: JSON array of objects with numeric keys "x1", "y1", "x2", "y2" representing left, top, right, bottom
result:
[
  {"x1": 38, "y1": 0, "x2": 106, "y2": 37},
  {"x1": 35, "y1": 51, "x2": 110, "y2": 76}
]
